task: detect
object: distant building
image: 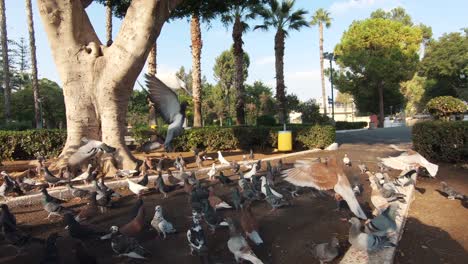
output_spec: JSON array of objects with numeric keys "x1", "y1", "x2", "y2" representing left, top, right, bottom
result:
[
  {"x1": 289, "y1": 111, "x2": 302, "y2": 124},
  {"x1": 318, "y1": 98, "x2": 368, "y2": 124}
]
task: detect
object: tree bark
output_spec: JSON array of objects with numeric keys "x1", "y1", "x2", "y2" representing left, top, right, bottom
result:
[
  {"x1": 275, "y1": 29, "x2": 286, "y2": 124},
  {"x1": 319, "y1": 22, "x2": 327, "y2": 116},
  {"x1": 0, "y1": 0, "x2": 10, "y2": 122},
  {"x1": 37, "y1": 0, "x2": 182, "y2": 170},
  {"x1": 105, "y1": 0, "x2": 112, "y2": 46},
  {"x1": 378, "y1": 81, "x2": 385, "y2": 128},
  {"x1": 191, "y1": 14, "x2": 202, "y2": 127},
  {"x1": 147, "y1": 42, "x2": 157, "y2": 127},
  {"x1": 232, "y1": 15, "x2": 245, "y2": 125},
  {"x1": 26, "y1": 0, "x2": 41, "y2": 128}
]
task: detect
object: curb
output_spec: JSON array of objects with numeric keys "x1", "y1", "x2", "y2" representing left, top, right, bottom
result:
[{"x1": 339, "y1": 181, "x2": 415, "y2": 264}]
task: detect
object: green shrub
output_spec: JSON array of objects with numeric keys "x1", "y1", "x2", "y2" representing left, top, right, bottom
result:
[
  {"x1": 256, "y1": 115, "x2": 277, "y2": 126},
  {"x1": 426, "y1": 96, "x2": 467, "y2": 120},
  {"x1": 0, "y1": 129, "x2": 66, "y2": 160},
  {"x1": 335, "y1": 121, "x2": 368, "y2": 130},
  {"x1": 0, "y1": 120, "x2": 34, "y2": 131},
  {"x1": 412, "y1": 121, "x2": 468, "y2": 162}
]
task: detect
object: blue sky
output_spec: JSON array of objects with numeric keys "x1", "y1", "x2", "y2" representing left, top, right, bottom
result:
[{"x1": 5, "y1": 0, "x2": 468, "y2": 101}]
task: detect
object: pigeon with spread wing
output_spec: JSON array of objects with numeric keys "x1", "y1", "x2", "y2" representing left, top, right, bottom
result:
[
  {"x1": 144, "y1": 74, "x2": 187, "y2": 152},
  {"x1": 283, "y1": 156, "x2": 367, "y2": 219}
]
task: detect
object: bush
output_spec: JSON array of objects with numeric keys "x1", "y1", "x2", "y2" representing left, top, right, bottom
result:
[
  {"x1": 426, "y1": 96, "x2": 467, "y2": 120},
  {"x1": 0, "y1": 120, "x2": 34, "y2": 131},
  {"x1": 256, "y1": 115, "x2": 277, "y2": 126},
  {"x1": 335, "y1": 121, "x2": 368, "y2": 130},
  {"x1": 412, "y1": 121, "x2": 468, "y2": 162},
  {"x1": 0, "y1": 129, "x2": 66, "y2": 161}
]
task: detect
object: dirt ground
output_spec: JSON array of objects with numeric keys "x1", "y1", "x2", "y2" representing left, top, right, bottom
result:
[{"x1": 1, "y1": 147, "x2": 467, "y2": 264}]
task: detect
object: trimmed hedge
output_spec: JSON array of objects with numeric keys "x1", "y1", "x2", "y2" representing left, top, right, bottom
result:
[
  {"x1": 412, "y1": 121, "x2": 468, "y2": 162},
  {"x1": 335, "y1": 121, "x2": 368, "y2": 130},
  {"x1": 0, "y1": 129, "x2": 66, "y2": 161}
]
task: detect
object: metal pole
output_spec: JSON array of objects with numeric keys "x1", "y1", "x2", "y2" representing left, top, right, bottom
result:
[{"x1": 330, "y1": 57, "x2": 335, "y2": 121}]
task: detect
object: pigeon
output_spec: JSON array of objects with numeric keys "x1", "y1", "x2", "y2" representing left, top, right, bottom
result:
[
  {"x1": 183, "y1": 178, "x2": 194, "y2": 195},
  {"x1": 207, "y1": 163, "x2": 216, "y2": 181},
  {"x1": 98, "y1": 177, "x2": 121, "y2": 198},
  {"x1": 151, "y1": 205, "x2": 176, "y2": 239},
  {"x1": 201, "y1": 199, "x2": 228, "y2": 232},
  {"x1": 243, "y1": 164, "x2": 257, "y2": 179},
  {"x1": 311, "y1": 236, "x2": 340, "y2": 264},
  {"x1": 240, "y1": 203, "x2": 263, "y2": 245},
  {"x1": 102, "y1": 200, "x2": 146, "y2": 240},
  {"x1": 370, "y1": 175, "x2": 406, "y2": 203},
  {"x1": 71, "y1": 164, "x2": 93, "y2": 183},
  {"x1": 251, "y1": 175, "x2": 262, "y2": 192},
  {"x1": 249, "y1": 149, "x2": 254, "y2": 160},
  {"x1": 217, "y1": 151, "x2": 230, "y2": 165},
  {"x1": 139, "y1": 139, "x2": 164, "y2": 154},
  {"x1": 42, "y1": 167, "x2": 64, "y2": 188},
  {"x1": 358, "y1": 163, "x2": 369, "y2": 174},
  {"x1": 348, "y1": 217, "x2": 396, "y2": 251},
  {"x1": 116, "y1": 169, "x2": 138, "y2": 178},
  {"x1": 145, "y1": 74, "x2": 187, "y2": 152},
  {"x1": 136, "y1": 173, "x2": 149, "y2": 186},
  {"x1": 369, "y1": 178, "x2": 391, "y2": 215},
  {"x1": 191, "y1": 184, "x2": 210, "y2": 212},
  {"x1": 365, "y1": 203, "x2": 399, "y2": 236},
  {"x1": 93, "y1": 181, "x2": 113, "y2": 211},
  {"x1": 155, "y1": 158, "x2": 164, "y2": 172},
  {"x1": 109, "y1": 226, "x2": 150, "y2": 259},
  {"x1": 195, "y1": 154, "x2": 203, "y2": 168},
  {"x1": 208, "y1": 187, "x2": 232, "y2": 210},
  {"x1": 1, "y1": 172, "x2": 23, "y2": 196},
  {"x1": 216, "y1": 171, "x2": 233, "y2": 185},
  {"x1": 67, "y1": 184, "x2": 91, "y2": 200},
  {"x1": 63, "y1": 213, "x2": 105, "y2": 239},
  {"x1": 226, "y1": 218, "x2": 264, "y2": 264},
  {"x1": 42, "y1": 196, "x2": 74, "y2": 220},
  {"x1": 155, "y1": 172, "x2": 178, "y2": 198},
  {"x1": 264, "y1": 179, "x2": 289, "y2": 211},
  {"x1": 440, "y1": 181, "x2": 465, "y2": 200},
  {"x1": 343, "y1": 154, "x2": 351, "y2": 166},
  {"x1": 231, "y1": 187, "x2": 243, "y2": 210},
  {"x1": 0, "y1": 180, "x2": 8, "y2": 200},
  {"x1": 255, "y1": 159, "x2": 262, "y2": 171},
  {"x1": 68, "y1": 138, "x2": 116, "y2": 169},
  {"x1": 0, "y1": 203, "x2": 16, "y2": 228},
  {"x1": 350, "y1": 175, "x2": 363, "y2": 196},
  {"x1": 174, "y1": 156, "x2": 182, "y2": 170},
  {"x1": 74, "y1": 192, "x2": 99, "y2": 222},
  {"x1": 178, "y1": 155, "x2": 186, "y2": 168},
  {"x1": 187, "y1": 210, "x2": 208, "y2": 256},
  {"x1": 261, "y1": 176, "x2": 283, "y2": 198},
  {"x1": 283, "y1": 157, "x2": 367, "y2": 219},
  {"x1": 230, "y1": 161, "x2": 240, "y2": 173},
  {"x1": 15, "y1": 176, "x2": 35, "y2": 193},
  {"x1": 126, "y1": 178, "x2": 148, "y2": 196},
  {"x1": 394, "y1": 169, "x2": 417, "y2": 187},
  {"x1": 377, "y1": 162, "x2": 390, "y2": 172},
  {"x1": 276, "y1": 159, "x2": 283, "y2": 171}
]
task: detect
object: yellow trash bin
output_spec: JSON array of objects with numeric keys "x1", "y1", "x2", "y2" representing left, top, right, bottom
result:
[{"x1": 278, "y1": 131, "x2": 292, "y2": 151}]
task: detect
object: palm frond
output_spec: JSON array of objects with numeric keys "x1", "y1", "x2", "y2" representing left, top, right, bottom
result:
[{"x1": 254, "y1": 24, "x2": 270, "y2": 31}]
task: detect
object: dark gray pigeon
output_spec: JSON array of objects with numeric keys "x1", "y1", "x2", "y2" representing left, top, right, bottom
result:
[
  {"x1": 348, "y1": 217, "x2": 395, "y2": 251},
  {"x1": 365, "y1": 203, "x2": 399, "y2": 236},
  {"x1": 440, "y1": 181, "x2": 465, "y2": 200},
  {"x1": 312, "y1": 236, "x2": 340, "y2": 264}
]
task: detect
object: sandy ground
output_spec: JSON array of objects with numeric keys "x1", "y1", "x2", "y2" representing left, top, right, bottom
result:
[{"x1": 1, "y1": 145, "x2": 467, "y2": 264}]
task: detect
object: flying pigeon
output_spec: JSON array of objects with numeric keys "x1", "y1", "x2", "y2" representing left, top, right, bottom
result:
[
  {"x1": 226, "y1": 218, "x2": 264, "y2": 264},
  {"x1": 217, "y1": 151, "x2": 230, "y2": 165},
  {"x1": 71, "y1": 164, "x2": 93, "y2": 184},
  {"x1": 116, "y1": 169, "x2": 138, "y2": 178},
  {"x1": 311, "y1": 236, "x2": 340, "y2": 264},
  {"x1": 68, "y1": 138, "x2": 115, "y2": 168},
  {"x1": 283, "y1": 157, "x2": 367, "y2": 219},
  {"x1": 145, "y1": 74, "x2": 187, "y2": 152},
  {"x1": 348, "y1": 217, "x2": 395, "y2": 251},
  {"x1": 151, "y1": 205, "x2": 176, "y2": 239}
]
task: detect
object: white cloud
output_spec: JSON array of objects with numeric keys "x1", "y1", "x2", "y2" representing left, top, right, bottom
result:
[{"x1": 255, "y1": 55, "x2": 275, "y2": 66}]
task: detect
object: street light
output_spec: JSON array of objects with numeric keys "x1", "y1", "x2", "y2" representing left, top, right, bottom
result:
[{"x1": 323, "y1": 52, "x2": 336, "y2": 121}]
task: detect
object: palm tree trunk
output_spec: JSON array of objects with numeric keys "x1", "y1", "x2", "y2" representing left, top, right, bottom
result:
[
  {"x1": 147, "y1": 42, "x2": 157, "y2": 128},
  {"x1": 105, "y1": 0, "x2": 112, "y2": 46},
  {"x1": 232, "y1": 15, "x2": 245, "y2": 125},
  {"x1": 378, "y1": 81, "x2": 385, "y2": 128},
  {"x1": 319, "y1": 22, "x2": 327, "y2": 116},
  {"x1": 275, "y1": 29, "x2": 286, "y2": 124},
  {"x1": 0, "y1": 0, "x2": 10, "y2": 122},
  {"x1": 26, "y1": 0, "x2": 41, "y2": 128},
  {"x1": 191, "y1": 14, "x2": 202, "y2": 127}
]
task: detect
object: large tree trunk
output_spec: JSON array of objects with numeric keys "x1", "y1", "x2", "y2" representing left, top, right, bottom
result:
[
  {"x1": 26, "y1": 0, "x2": 41, "y2": 128},
  {"x1": 0, "y1": 0, "x2": 10, "y2": 122},
  {"x1": 37, "y1": 0, "x2": 182, "y2": 170},
  {"x1": 105, "y1": 0, "x2": 112, "y2": 46},
  {"x1": 232, "y1": 15, "x2": 245, "y2": 125},
  {"x1": 275, "y1": 29, "x2": 286, "y2": 124},
  {"x1": 191, "y1": 14, "x2": 202, "y2": 127},
  {"x1": 319, "y1": 22, "x2": 327, "y2": 116},
  {"x1": 378, "y1": 81, "x2": 385, "y2": 128},
  {"x1": 147, "y1": 42, "x2": 157, "y2": 127}
]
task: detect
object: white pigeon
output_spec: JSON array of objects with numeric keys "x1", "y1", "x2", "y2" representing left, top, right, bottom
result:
[
  {"x1": 72, "y1": 164, "x2": 93, "y2": 182},
  {"x1": 127, "y1": 178, "x2": 148, "y2": 196},
  {"x1": 207, "y1": 163, "x2": 216, "y2": 181},
  {"x1": 343, "y1": 154, "x2": 351, "y2": 166},
  {"x1": 325, "y1": 142, "x2": 339, "y2": 151},
  {"x1": 217, "y1": 151, "x2": 230, "y2": 165},
  {"x1": 151, "y1": 205, "x2": 176, "y2": 239},
  {"x1": 226, "y1": 218, "x2": 264, "y2": 264},
  {"x1": 260, "y1": 176, "x2": 283, "y2": 198},
  {"x1": 243, "y1": 165, "x2": 257, "y2": 179},
  {"x1": 117, "y1": 169, "x2": 138, "y2": 178}
]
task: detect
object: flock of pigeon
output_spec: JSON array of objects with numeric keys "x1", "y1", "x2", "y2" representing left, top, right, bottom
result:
[{"x1": 1, "y1": 144, "x2": 467, "y2": 264}]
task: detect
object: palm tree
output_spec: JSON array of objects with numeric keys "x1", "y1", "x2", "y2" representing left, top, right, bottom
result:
[
  {"x1": 221, "y1": 1, "x2": 260, "y2": 125},
  {"x1": 105, "y1": 0, "x2": 113, "y2": 46},
  {"x1": 191, "y1": 13, "x2": 203, "y2": 127},
  {"x1": 25, "y1": 0, "x2": 41, "y2": 128},
  {"x1": 0, "y1": 0, "x2": 10, "y2": 122},
  {"x1": 255, "y1": 0, "x2": 308, "y2": 123},
  {"x1": 311, "y1": 8, "x2": 332, "y2": 117}
]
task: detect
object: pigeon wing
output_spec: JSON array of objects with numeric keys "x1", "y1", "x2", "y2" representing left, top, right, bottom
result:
[
  {"x1": 334, "y1": 173, "x2": 367, "y2": 219},
  {"x1": 283, "y1": 159, "x2": 338, "y2": 190},
  {"x1": 145, "y1": 74, "x2": 180, "y2": 124}
]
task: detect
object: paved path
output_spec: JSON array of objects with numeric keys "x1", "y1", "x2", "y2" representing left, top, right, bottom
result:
[{"x1": 336, "y1": 126, "x2": 412, "y2": 145}]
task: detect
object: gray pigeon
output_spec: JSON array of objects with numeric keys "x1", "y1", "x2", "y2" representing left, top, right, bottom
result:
[
  {"x1": 264, "y1": 180, "x2": 289, "y2": 210},
  {"x1": 145, "y1": 74, "x2": 187, "y2": 152},
  {"x1": 312, "y1": 236, "x2": 340, "y2": 264},
  {"x1": 68, "y1": 138, "x2": 115, "y2": 168},
  {"x1": 348, "y1": 217, "x2": 395, "y2": 251},
  {"x1": 365, "y1": 203, "x2": 399, "y2": 236},
  {"x1": 394, "y1": 169, "x2": 417, "y2": 187},
  {"x1": 231, "y1": 187, "x2": 242, "y2": 210},
  {"x1": 440, "y1": 181, "x2": 465, "y2": 200},
  {"x1": 67, "y1": 184, "x2": 91, "y2": 200}
]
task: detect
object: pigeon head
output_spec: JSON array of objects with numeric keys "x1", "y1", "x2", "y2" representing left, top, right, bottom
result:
[
  {"x1": 154, "y1": 205, "x2": 162, "y2": 214},
  {"x1": 110, "y1": 226, "x2": 119, "y2": 233},
  {"x1": 348, "y1": 217, "x2": 360, "y2": 226}
]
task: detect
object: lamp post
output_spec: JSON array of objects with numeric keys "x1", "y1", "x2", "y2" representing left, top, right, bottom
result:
[{"x1": 323, "y1": 52, "x2": 335, "y2": 121}]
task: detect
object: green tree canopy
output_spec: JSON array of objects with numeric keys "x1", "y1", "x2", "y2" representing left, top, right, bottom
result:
[{"x1": 213, "y1": 47, "x2": 250, "y2": 93}]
